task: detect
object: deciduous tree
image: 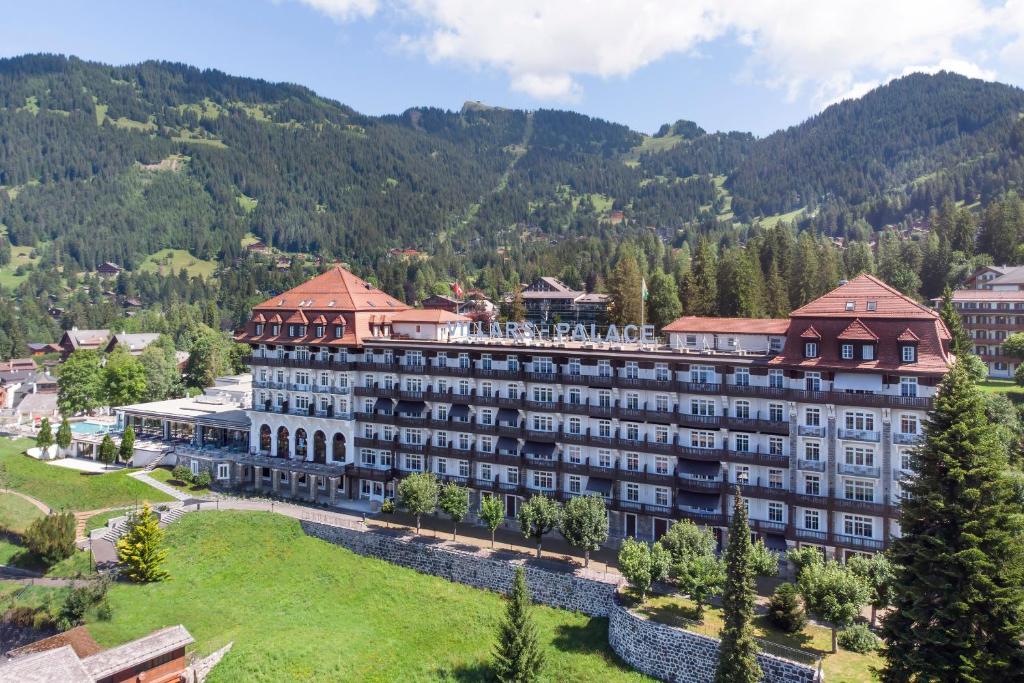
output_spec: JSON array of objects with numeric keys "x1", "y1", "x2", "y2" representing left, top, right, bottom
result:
[
  {"x1": 103, "y1": 346, "x2": 147, "y2": 407},
  {"x1": 478, "y1": 494, "x2": 505, "y2": 549},
  {"x1": 517, "y1": 495, "x2": 561, "y2": 558},
  {"x1": 848, "y1": 552, "x2": 894, "y2": 628},
  {"x1": 799, "y1": 559, "x2": 869, "y2": 653},
  {"x1": 558, "y1": 494, "x2": 608, "y2": 567},
  {"x1": 438, "y1": 482, "x2": 470, "y2": 540},
  {"x1": 57, "y1": 350, "x2": 103, "y2": 415},
  {"x1": 618, "y1": 537, "x2": 670, "y2": 602},
  {"x1": 396, "y1": 472, "x2": 439, "y2": 534}
]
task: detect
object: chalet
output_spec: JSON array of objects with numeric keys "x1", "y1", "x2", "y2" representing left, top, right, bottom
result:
[
  {"x1": 26, "y1": 342, "x2": 60, "y2": 356},
  {"x1": 608, "y1": 209, "x2": 625, "y2": 225},
  {"x1": 422, "y1": 294, "x2": 461, "y2": 314},
  {"x1": 520, "y1": 276, "x2": 610, "y2": 325},
  {"x1": 96, "y1": 262, "x2": 122, "y2": 276},
  {"x1": 105, "y1": 332, "x2": 161, "y2": 356},
  {"x1": 59, "y1": 328, "x2": 111, "y2": 359},
  {"x1": 246, "y1": 240, "x2": 269, "y2": 253}
]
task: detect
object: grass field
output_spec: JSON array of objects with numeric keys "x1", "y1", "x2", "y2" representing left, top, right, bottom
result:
[
  {"x1": 0, "y1": 439, "x2": 174, "y2": 511},
  {"x1": 636, "y1": 594, "x2": 879, "y2": 682},
  {"x1": 86, "y1": 512, "x2": 649, "y2": 683},
  {"x1": 138, "y1": 248, "x2": 218, "y2": 279},
  {"x1": 148, "y1": 467, "x2": 210, "y2": 496},
  {"x1": 979, "y1": 378, "x2": 1024, "y2": 402},
  {"x1": 0, "y1": 245, "x2": 41, "y2": 289},
  {"x1": 0, "y1": 492, "x2": 45, "y2": 534},
  {"x1": 0, "y1": 493, "x2": 95, "y2": 578}
]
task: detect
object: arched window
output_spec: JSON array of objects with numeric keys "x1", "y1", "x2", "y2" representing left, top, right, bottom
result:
[
  {"x1": 332, "y1": 433, "x2": 346, "y2": 462},
  {"x1": 277, "y1": 426, "x2": 290, "y2": 458},
  {"x1": 313, "y1": 431, "x2": 326, "y2": 464},
  {"x1": 295, "y1": 429, "x2": 308, "y2": 459},
  {"x1": 259, "y1": 425, "x2": 272, "y2": 453}
]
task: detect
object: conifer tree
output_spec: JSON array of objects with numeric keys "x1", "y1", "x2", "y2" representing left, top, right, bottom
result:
[
  {"x1": 116, "y1": 502, "x2": 169, "y2": 583},
  {"x1": 882, "y1": 360, "x2": 1024, "y2": 681},
  {"x1": 493, "y1": 567, "x2": 544, "y2": 683},
  {"x1": 35, "y1": 417, "x2": 53, "y2": 451},
  {"x1": 98, "y1": 434, "x2": 117, "y2": 466},
  {"x1": 607, "y1": 249, "x2": 643, "y2": 325},
  {"x1": 939, "y1": 285, "x2": 972, "y2": 356},
  {"x1": 764, "y1": 260, "x2": 789, "y2": 318},
  {"x1": 715, "y1": 489, "x2": 762, "y2": 683},
  {"x1": 687, "y1": 237, "x2": 718, "y2": 316},
  {"x1": 55, "y1": 417, "x2": 72, "y2": 451},
  {"x1": 508, "y1": 283, "x2": 526, "y2": 322},
  {"x1": 118, "y1": 423, "x2": 135, "y2": 464}
]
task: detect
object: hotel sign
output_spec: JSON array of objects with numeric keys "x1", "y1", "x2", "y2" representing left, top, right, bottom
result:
[{"x1": 450, "y1": 321, "x2": 658, "y2": 344}]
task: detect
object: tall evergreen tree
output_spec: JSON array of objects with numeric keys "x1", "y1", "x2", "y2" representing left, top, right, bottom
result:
[
  {"x1": 881, "y1": 361, "x2": 1024, "y2": 682},
  {"x1": 493, "y1": 567, "x2": 544, "y2": 683},
  {"x1": 939, "y1": 286, "x2": 972, "y2": 357},
  {"x1": 715, "y1": 489, "x2": 762, "y2": 683},
  {"x1": 116, "y1": 502, "x2": 169, "y2": 583},
  {"x1": 764, "y1": 260, "x2": 789, "y2": 318},
  {"x1": 607, "y1": 250, "x2": 644, "y2": 325},
  {"x1": 686, "y1": 237, "x2": 718, "y2": 316}
]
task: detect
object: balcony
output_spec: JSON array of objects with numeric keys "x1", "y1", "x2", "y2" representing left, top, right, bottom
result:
[
  {"x1": 832, "y1": 533, "x2": 884, "y2": 551},
  {"x1": 837, "y1": 428, "x2": 880, "y2": 443},
  {"x1": 475, "y1": 368, "x2": 522, "y2": 381},
  {"x1": 794, "y1": 528, "x2": 828, "y2": 542},
  {"x1": 797, "y1": 425, "x2": 826, "y2": 438},
  {"x1": 797, "y1": 459, "x2": 826, "y2": 472},
  {"x1": 677, "y1": 413, "x2": 722, "y2": 429},
  {"x1": 678, "y1": 381, "x2": 722, "y2": 394},
  {"x1": 838, "y1": 463, "x2": 881, "y2": 478},
  {"x1": 677, "y1": 476, "x2": 725, "y2": 493},
  {"x1": 562, "y1": 373, "x2": 614, "y2": 388},
  {"x1": 893, "y1": 432, "x2": 923, "y2": 445}
]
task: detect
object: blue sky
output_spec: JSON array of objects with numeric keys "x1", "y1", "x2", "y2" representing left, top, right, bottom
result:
[{"x1": 4, "y1": 0, "x2": 1023, "y2": 136}]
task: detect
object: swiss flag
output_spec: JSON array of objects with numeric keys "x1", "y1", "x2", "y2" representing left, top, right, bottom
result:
[{"x1": 451, "y1": 281, "x2": 464, "y2": 298}]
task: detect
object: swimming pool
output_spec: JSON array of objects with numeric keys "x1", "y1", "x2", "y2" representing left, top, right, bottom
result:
[{"x1": 70, "y1": 421, "x2": 113, "y2": 435}]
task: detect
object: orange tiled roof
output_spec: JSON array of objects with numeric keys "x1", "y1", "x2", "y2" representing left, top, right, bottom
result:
[
  {"x1": 790, "y1": 273, "x2": 939, "y2": 319},
  {"x1": 837, "y1": 319, "x2": 878, "y2": 341},
  {"x1": 252, "y1": 265, "x2": 408, "y2": 313},
  {"x1": 799, "y1": 325, "x2": 821, "y2": 339}
]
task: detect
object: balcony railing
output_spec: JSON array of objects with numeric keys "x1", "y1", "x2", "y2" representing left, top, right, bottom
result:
[
  {"x1": 837, "y1": 428, "x2": 881, "y2": 443},
  {"x1": 893, "y1": 432, "x2": 923, "y2": 445},
  {"x1": 838, "y1": 463, "x2": 881, "y2": 478},
  {"x1": 797, "y1": 459, "x2": 826, "y2": 472},
  {"x1": 797, "y1": 425, "x2": 826, "y2": 437}
]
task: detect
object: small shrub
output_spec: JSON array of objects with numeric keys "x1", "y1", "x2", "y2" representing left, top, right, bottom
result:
[
  {"x1": 193, "y1": 470, "x2": 211, "y2": 488},
  {"x1": 838, "y1": 623, "x2": 880, "y2": 653},
  {"x1": 767, "y1": 582, "x2": 807, "y2": 633},
  {"x1": 96, "y1": 600, "x2": 112, "y2": 621},
  {"x1": 24, "y1": 512, "x2": 76, "y2": 565},
  {"x1": 171, "y1": 464, "x2": 192, "y2": 484},
  {"x1": 381, "y1": 498, "x2": 395, "y2": 514}
]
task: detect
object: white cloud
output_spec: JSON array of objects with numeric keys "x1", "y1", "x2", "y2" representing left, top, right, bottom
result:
[{"x1": 293, "y1": 0, "x2": 1021, "y2": 105}]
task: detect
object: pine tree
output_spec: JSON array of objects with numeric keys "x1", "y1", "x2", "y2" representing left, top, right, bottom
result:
[
  {"x1": 98, "y1": 434, "x2": 117, "y2": 466},
  {"x1": 881, "y1": 360, "x2": 1024, "y2": 682},
  {"x1": 56, "y1": 417, "x2": 72, "y2": 451},
  {"x1": 767, "y1": 583, "x2": 807, "y2": 634},
  {"x1": 118, "y1": 423, "x2": 135, "y2": 464},
  {"x1": 492, "y1": 567, "x2": 544, "y2": 683},
  {"x1": 715, "y1": 489, "x2": 762, "y2": 683},
  {"x1": 940, "y1": 285, "x2": 972, "y2": 357},
  {"x1": 115, "y1": 502, "x2": 169, "y2": 583},
  {"x1": 687, "y1": 237, "x2": 718, "y2": 316},
  {"x1": 764, "y1": 260, "x2": 789, "y2": 318},
  {"x1": 508, "y1": 283, "x2": 526, "y2": 322},
  {"x1": 607, "y1": 249, "x2": 643, "y2": 325},
  {"x1": 35, "y1": 417, "x2": 53, "y2": 451}
]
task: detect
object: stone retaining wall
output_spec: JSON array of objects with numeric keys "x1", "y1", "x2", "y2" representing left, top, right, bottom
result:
[
  {"x1": 608, "y1": 602, "x2": 820, "y2": 683},
  {"x1": 300, "y1": 521, "x2": 617, "y2": 617}
]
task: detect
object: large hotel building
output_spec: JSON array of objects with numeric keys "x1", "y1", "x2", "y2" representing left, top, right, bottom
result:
[{"x1": 180, "y1": 267, "x2": 950, "y2": 560}]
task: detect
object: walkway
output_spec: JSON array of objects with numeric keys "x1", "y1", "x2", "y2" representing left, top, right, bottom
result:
[
  {"x1": 0, "y1": 489, "x2": 50, "y2": 515},
  {"x1": 0, "y1": 565, "x2": 95, "y2": 588},
  {"x1": 127, "y1": 471, "x2": 194, "y2": 502}
]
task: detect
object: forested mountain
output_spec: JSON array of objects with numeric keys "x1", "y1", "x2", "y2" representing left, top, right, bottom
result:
[{"x1": 2, "y1": 53, "x2": 1024, "y2": 360}]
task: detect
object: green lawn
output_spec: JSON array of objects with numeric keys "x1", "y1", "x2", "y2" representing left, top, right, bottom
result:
[
  {"x1": 138, "y1": 248, "x2": 218, "y2": 279},
  {"x1": 979, "y1": 378, "x2": 1024, "y2": 403},
  {"x1": 87, "y1": 512, "x2": 649, "y2": 683},
  {"x1": 0, "y1": 492, "x2": 45, "y2": 534},
  {"x1": 0, "y1": 440, "x2": 174, "y2": 511},
  {"x1": 635, "y1": 594, "x2": 879, "y2": 683},
  {"x1": 0, "y1": 245, "x2": 41, "y2": 289},
  {"x1": 148, "y1": 467, "x2": 210, "y2": 496}
]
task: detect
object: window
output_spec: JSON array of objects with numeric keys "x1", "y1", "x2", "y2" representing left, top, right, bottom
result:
[
  {"x1": 625, "y1": 483, "x2": 639, "y2": 502},
  {"x1": 805, "y1": 372, "x2": 821, "y2": 391},
  {"x1": 655, "y1": 426, "x2": 670, "y2": 444},
  {"x1": 532, "y1": 471, "x2": 554, "y2": 490},
  {"x1": 845, "y1": 411, "x2": 875, "y2": 431},
  {"x1": 734, "y1": 433, "x2": 750, "y2": 452},
  {"x1": 769, "y1": 369, "x2": 784, "y2": 389},
  {"x1": 625, "y1": 453, "x2": 640, "y2": 471},
  {"x1": 654, "y1": 456, "x2": 670, "y2": 475},
  {"x1": 625, "y1": 393, "x2": 640, "y2": 410},
  {"x1": 841, "y1": 343, "x2": 853, "y2": 360},
  {"x1": 598, "y1": 390, "x2": 613, "y2": 408},
  {"x1": 900, "y1": 377, "x2": 918, "y2": 398},
  {"x1": 804, "y1": 510, "x2": 820, "y2": 530},
  {"x1": 844, "y1": 446, "x2": 874, "y2": 467},
  {"x1": 691, "y1": 431, "x2": 716, "y2": 449},
  {"x1": 568, "y1": 358, "x2": 580, "y2": 376},
  {"x1": 597, "y1": 450, "x2": 613, "y2": 468},
  {"x1": 844, "y1": 515, "x2": 874, "y2": 538},
  {"x1": 216, "y1": 463, "x2": 230, "y2": 480},
  {"x1": 691, "y1": 399, "x2": 716, "y2": 416},
  {"x1": 255, "y1": 323, "x2": 265, "y2": 335},
  {"x1": 900, "y1": 449, "x2": 912, "y2": 471},
  {"x1": 691, "y1": 365, "x2": 714, "y2": 384},
  {"x1": 624, "y1": 423, "x2": 640, "y2": 441},
  {"x1": 568, "y1": 475, "x2": 582, "y2": 494},
  {"x1": 655, "y1": 363, "x2": 670, "y2": 381},
  {"x1": 567, "y1": 417, "x2": 582, "y2": 435},
  {"x1": 406, "y1": 454, "x2": 423, "y2": 471},
  {"x1": 804, "y1": 474, "x2": 821, "y2": 496},
  {"x1": 507, "y1": 355, "x2": 519, "y2": 371},
  {"x1": 567, "y1": 388, "x2": 582, "y2": 405},
  {"x1": 768, "y1": 469, "x2": 783, "y2": 488},
  {"x1": 598, "y1": 420, "x2": 612, "y2": 437},
  {"x1": 625, "y1": 361, "x2": 639, "y2": 379},
  {"x1": 655, "y1": 394, "x2": 670, "y2": 412},
  {"x1": 804, "y1": 342, "x2": 818, "y2": 358},
  {"x1": 804, "y1": 440, "x2": 821, "y2": 461},
  {"x1": 862, "y1": 344, "x2": 875, "y2": 360},
  {"x1": 506, "y1": 467, "x2": 519, "y2": 485},
  {"x1": 768, "y1": 437, "x2": 784, "y2": 456},
  {"x1": 532, "y1": 386, "x2": 554, "y2": 403},
  {"x1": 901, "y1": 345, "x2": 916, "y2": 362},
  {"x1": 531, "y1": 415, "x2": 554, "y2": 432},
  {"x1": 768, "y1": 502, "x2": 784, "y2": 522},
  {"x1": 769, "y1": 403, "x2": 784, "y2": 422},
  {"x1": 566, "y1": 446, "x2": 582, "y2": 464},
  {"x1": 480, "y1": 463, "x2": 492, "y2": 481},
  {"x1": 459, "y1": 461, "x2": 470, "y2": 478},
  {"x1": 481, "y1": 354, "x2": 492, "y2": 370},
  {"x1": 735, "y1": 465, "x2": 750, "y2": 484},
  {"x1": 844, "y1": 479, "x2": 875, "y2": 502},
  {"x1": 805, "y1": 407, "x2": 821, "y2": 426},
  {"x1": 734, "y1": 400, "x2": 750, "y2": 419},
  {"x1": 597, "y1": 360, "x2": 611, "y2": 377},
  {"x1": 655, "y1": 487, "x2": 670, "y2": 507},
  {"x1": 899, "y1": 414, "x2": 918, "y2": 434},
  {"x1": 734, "y1": 367, "x2": 750, "y2": 386}
]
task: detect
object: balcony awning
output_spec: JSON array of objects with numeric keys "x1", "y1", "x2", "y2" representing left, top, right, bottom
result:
[
  {"x1": 764, "y1": 534, "x2": 788, "y2": 552},
  {"x1": 496, "y1": 437, "x2": 519, "y2": 454},
  {"x1": 373, "y1": 397, "x2": 394, "y2": 414},
  {"x1": 395, "y1": 400, "x2": 425, "y2": 416},
  {"x1": 585, "y1": 477, "x2": 614, "y2": 495},
  {"x1": 677, "y1": 491, "x2": 720, "y2": 509},
  {"x1": 522, "y1": 441, "x2": 556, "y2": 458},
  {"x1": 449, "y1": 404, "x2": 470, "y2": 420},
  {"x1": 678, "y1": 459, "x2": 721, "y2": 478},
  {"x1": 497, "y1": 408, "x2": 519, "y2": 424}
]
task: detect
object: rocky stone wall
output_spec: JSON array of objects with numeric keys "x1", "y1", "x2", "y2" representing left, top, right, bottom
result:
[
  {"x1": 608, "y1": 602, "x2": 820, "y2": 683},
  {"x1": 300, "y1": 521, "x2": 618, "y2": 617}
]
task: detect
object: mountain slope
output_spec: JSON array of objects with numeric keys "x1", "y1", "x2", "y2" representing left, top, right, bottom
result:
[{"x1": 1, "y1": 54, "x2": 1023, "y2": 274}]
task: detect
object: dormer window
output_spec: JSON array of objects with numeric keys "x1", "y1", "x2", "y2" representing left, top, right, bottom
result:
[
  {"x1": 862, "y1": 344, "x2": 875, "y2": 360},
  {"x1": 804, "y1": 342, "x2": 818, "y2": 358},
  {"x1": 255, "y1": 323, "x2": 264, "y2": 335},
  {"x1": 334, "y1": 325, "x2": 344, "y2": 338},
  {"x1": 901, "y1": 345, "x2": 916, "y2": 363},
  {"x1": 271, "y1": 324, "x2": 280, "y2": 336},
  {"x1": 315, "y1": 325, "x2": 325, "y2": 338},
  {"x1": 841, "y1": 343, "x2": 853, "y2": 360}
]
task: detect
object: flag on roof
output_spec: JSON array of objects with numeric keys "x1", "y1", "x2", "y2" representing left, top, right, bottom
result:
[{"x1": 451, "y1": 281, "x2": 464, "y2": 298}]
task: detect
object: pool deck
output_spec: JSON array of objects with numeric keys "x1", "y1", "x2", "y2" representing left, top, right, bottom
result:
[{"x1": 46, "y1": 457, "x2": 125, "y2": 473}]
